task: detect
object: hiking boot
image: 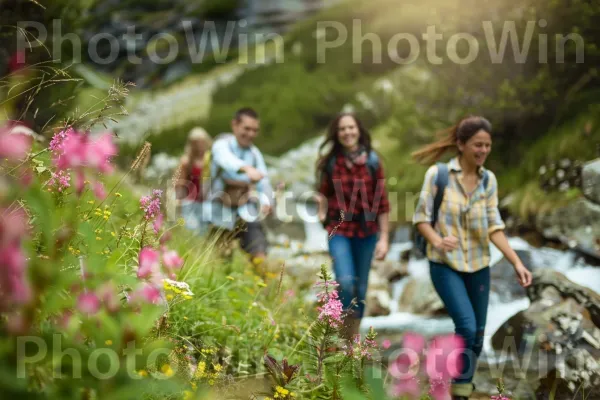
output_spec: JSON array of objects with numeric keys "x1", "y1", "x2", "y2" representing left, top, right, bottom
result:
[{"x1": 451, "y1": 383, "x2": 475, "y2": 400}]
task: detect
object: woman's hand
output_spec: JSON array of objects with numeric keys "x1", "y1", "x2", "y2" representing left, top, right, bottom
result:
[
  {"x1": 434, "y1": 235, "x2": 459, "y2": 252},
  {"x1": 374, "y1": 238, "x2": 389, "y2": 260},
  {"x1": 318, "y1": 208, "x2": 326, "y2": 223},
  {"x1": 514, "y1": 262, "x2": 533, "y2": 287}
]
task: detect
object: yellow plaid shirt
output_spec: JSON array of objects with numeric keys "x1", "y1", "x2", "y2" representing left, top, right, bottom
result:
[{"x1": 412, "y1": 157, "x2": 505, "y2": 272}]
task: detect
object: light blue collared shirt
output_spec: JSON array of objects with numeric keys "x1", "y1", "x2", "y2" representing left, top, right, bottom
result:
[{"x1": 202, "y1": 134, "x2": 273, "y2": 230}]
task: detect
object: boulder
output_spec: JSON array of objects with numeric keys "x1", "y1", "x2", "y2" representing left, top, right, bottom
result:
[
  {"x1": 536, "y1": 198, "x2": 600, "y2": 259},
  {"x1": 582, "y1": 159, "x2": 600, "y2": 205},
  {"x1": 491, "y1": 270, "x2": 600, "y2": 399},
  {"x1": 398, "y1": 276, "x2": 445, "y2": 316},
  {"x1": 372, "y1": 259, "x2": 408, "y2": 282},
  {"x1": 365, "y1": 269, "x2": 392, "y2": 317},
  {"x1": 490, "y1": 249, "x2": 534, "y2": 302}
]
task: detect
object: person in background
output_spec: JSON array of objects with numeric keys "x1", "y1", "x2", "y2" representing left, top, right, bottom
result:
[
  {"x1": 411, "y1": 115, "x2": 533, "y2": 400},
  {"x1": 315, "y1": 112, "x2": 390, "y2": 342},
  {"x1": 176, "y1": 127, "x2": 212, "y2": 234},
  {"x1": 204, "y1": 107, "x2": 273, "y2": 264}
]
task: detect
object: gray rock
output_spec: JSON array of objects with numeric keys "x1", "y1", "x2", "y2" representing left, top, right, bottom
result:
[
  {"x1": 490, "y1": 249, "x2": 534, "y2": 302},
  {"x1": 492, "y1": 270, "x2": 600, "y2": 399},
  {"x1": 365, "y1": 269, "x2": 392, "y2": 317},
  {"x1": 398, "y1": 276, "x2": 445, "y2": 316},
  {"x1": 536, "y1": 198, "x2": 600, "y2": 259},
  {"x1": 582, "y1": 159, "x2": 600, "y2": 205},
  {"x1": 372, "y1": 259, "x2": 408, "y2": 282}
]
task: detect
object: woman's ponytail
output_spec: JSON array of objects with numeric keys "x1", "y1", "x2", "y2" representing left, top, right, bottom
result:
[
  {"x1": 411, "y1": 124, "x2": 459, "y2": 164},
  {"x1": 411, "y1": 116, "x2": 492, "y2": 164}
]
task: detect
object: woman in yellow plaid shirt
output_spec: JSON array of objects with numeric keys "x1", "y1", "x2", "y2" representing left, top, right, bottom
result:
[{"x1": 412, "y1": 116, "x2": 532, "y2": 400}]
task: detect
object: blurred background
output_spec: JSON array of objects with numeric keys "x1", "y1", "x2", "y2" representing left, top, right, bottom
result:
[{"x1": 1, "y1": 1, "x2": 600, "y2": 396}]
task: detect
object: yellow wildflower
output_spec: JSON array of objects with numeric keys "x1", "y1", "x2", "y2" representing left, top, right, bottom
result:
[
  {"x1": 252, "y1": 256, "x2": 264, "y2": 265},
  {"x1": 161, "y1": 364, "x2": 174, "y2": 377},
  {"x1": 195, "y1": 361, "x2": 206, "y2": 379},
  {"x1": 276, "y1": 386, "x2": 289, "y2": 395},
  {"x1": 105, "y1": 340, "x2": 112, "y2": 345},
  {"x1": 137, "y1": 370, "x2": 148, "y2": 377}
]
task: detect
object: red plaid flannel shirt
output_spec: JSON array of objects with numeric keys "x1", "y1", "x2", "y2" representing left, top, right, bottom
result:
[{"x1": 318, "y1": 154, "x2": 390, "y2": 238}]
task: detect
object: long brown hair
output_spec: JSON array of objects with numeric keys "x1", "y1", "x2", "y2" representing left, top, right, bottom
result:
[
  {"x1": 411, "y1": 115, "x2": 492, "y2": 164},
  {"x1": 316, "y1": 112, "x2": 373, "y2": 179}
]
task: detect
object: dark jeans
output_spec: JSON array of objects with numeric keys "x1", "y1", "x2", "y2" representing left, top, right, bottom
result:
[
  {"x1": 429, "y1": 261, "x2": 490, "y2": 384},
  {"x1": 329, "y1": 234, "x2": 378, "y2": 319}
]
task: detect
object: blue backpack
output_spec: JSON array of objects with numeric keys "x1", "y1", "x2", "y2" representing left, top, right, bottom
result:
[{"x1": 414, "y1": 163, "x2": 489, "y2": 256}]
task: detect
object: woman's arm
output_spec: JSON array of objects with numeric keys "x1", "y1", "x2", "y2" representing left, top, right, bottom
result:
[
  {"x1": 490, "y1": 230, "x2": 532, "y2": 287},
  {"x1": 373, "y1": 162, "x2": 390, "y2": 259},
  {"x1": 412, "y1": 165, "x2": 458, "y2": 252},
  {"x1": 374, "y1": 212, "x2": 390, "y2": 260},
  {"x1": 416, "y1": 222, "x2": 458, "y2": 252},
  {"x1": 316, "y1": 166, "x2": 331, "y2": 222},
  {"x1": 486, "y1": 172, "x2": 532, "y2": 287}
]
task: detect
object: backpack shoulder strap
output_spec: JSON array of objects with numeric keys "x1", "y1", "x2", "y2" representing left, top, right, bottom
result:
[
  {"x1": 366, "y1": 150, "x2": 379, "y2": 177},
  {"x1": 326, "y1": 155, "x2": 336, "y2": 177},
  {"x1": 482, "y1": 169, "x2": 489, "y2": 190},
  {"x1": 432, "y1": 162, "x2": 449, "y2": 226}
]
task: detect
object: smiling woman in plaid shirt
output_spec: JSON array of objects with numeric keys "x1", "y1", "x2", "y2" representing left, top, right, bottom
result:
[
  {"x1": 316, "y1": 112, "x2": 391, "y2": 342},
  {"x1": 412, "y1": 116, "x2": 533, "y2": 400}
]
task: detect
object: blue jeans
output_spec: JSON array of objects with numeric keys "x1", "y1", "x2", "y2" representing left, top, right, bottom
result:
[
  {"x1": 328, "y1": 234, "x2": 378, "y2": 319},
  {"x1": 429, "y1": 261, "x2": 490, "y2": 384}
]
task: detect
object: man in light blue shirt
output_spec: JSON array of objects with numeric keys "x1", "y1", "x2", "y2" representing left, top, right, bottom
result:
[{"x1": 202, "y1": 108, "x2": 273, "y2": 259}]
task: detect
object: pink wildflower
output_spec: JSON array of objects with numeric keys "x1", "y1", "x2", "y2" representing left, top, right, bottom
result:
[
  {"x1": 491, "y1": 396, "x2": 511, "y2": 400},
  {"x1": 133, "y1": 283, "x2": 162, "y2": 304},
  {"x1": 316, "y1": 289, "x2": 344, "y2": 329},
  {"x1": 49, "y1": 127, "x2": 72, "y2": 155},
  {"x1": 425, "y1": 334, "x2": 464, "y2": 382},
  {"x1": 93, "y1": 181, "x2": 106, "y2": 200},
  {"x1": 404, "y1": 332, "x2": 426, "y2": 354},
  {"x1": 153, "y1": 213, "x2": 163, "y2": 234},
  {"x1": 54, "y1": 130, "x2": 116, "y2": 172},
  {"x1": 87, "y1": 133, "x2": 117, "y2": 173},
  {"x1": 389, "y1": 376, "x2": 421, "y2": 399},
  {"x1": 428, "y1": 378, "x2": 452, "y2": 400},
  {"x1": 47, "y1": 170, "x2": 71, "y2": 192},
  {"x1": 162, "y1": 250, "x2": 183, "y2": 270},
  {"x1": 140, "y1": 191, "x2": 162, "y2": 221},
  {"x1": 77, "y1": 293, "x2": 100, "y2": 315},
  {"x1": 0, "y1": 207, "x2": 31, "y2": 309},
  {"x1": 0, "y1": 125, "x2": 31, "y2": 161},
  {"x1": 382, "y1": 339, "x2": 392, "y2": 349},
  {"x1": 138, "y1": 247, "x2": 160, "y2": 279},
  {"x1": 0, "y1": 207, "x2": 28, "y2": 246}
]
